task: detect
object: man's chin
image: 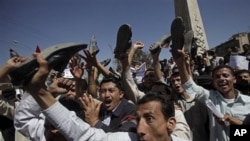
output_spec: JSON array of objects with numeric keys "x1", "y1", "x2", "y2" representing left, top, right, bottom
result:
[{"x1": 65, "y1": 95, "x2": 75, "y2": 100}]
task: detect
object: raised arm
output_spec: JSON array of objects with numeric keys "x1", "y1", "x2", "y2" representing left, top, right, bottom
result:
[
  {"x1": 82, "y1": 49, "x2": 112, "y2": 77},
  {"x1": 172, "y1": 49, "x2": 191, "y2": 84},
  {"x1": 121, "y1": 41, "x2": 145, "y2": 103},
  {"x1": 0, "y1": 56, "x2": 28, "y2": 83},
  {"x1": 0, "y1": 56, "x2": 28, "y2": 120},
  {"x1": 149, "y1": 44, "x2": 165, "y2": 82},
  {"x1": 68, "y1": 55, "x2": 86, "y2": 98},
  {"x1": 19, "y1": 53, "x2": 134, "y2": 141}
]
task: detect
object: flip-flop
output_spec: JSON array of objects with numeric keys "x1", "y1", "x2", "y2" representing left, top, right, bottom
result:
[
  {"x1": 9, "y1": 42, "x2": 87, "y2": 86},
  {"x1": 170, "y1": 17, "x2": 185, "y2": 58},
  {"x1": 114, "y1": 24, "x2": 132, "y2": 59},
  {"x1": 150, "y1": 34, "x2": 172, "y2": 54}
]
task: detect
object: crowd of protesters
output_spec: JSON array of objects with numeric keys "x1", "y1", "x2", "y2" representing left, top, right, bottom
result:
[{"x1": 1, "y1": 18, "x2": 250, "y2": 141}]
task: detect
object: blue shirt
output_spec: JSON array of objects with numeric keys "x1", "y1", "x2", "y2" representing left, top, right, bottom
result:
[{"x1": 183, "y1": 77, "x2": 250, "y2": 141}]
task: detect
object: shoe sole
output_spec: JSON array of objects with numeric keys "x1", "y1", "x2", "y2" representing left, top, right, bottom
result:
[
  {"x1": 183, "y1": 30, "x2": 194, "y2": 54},
  {"x1": 114, "y1": 24, "x2": 132, "y2": 59},
  {"x1": 101, "y1": 58, "x2": 111, "y2": 67},
  {"x1": 171, "y1": 17, "x2": 185, "y2": 58},
  {"x1": 9, "y1": 42, "x2": 87, "y2": 86},
  {"x1": 108, "y1": 67, "x2": 121, "y2": 80},
  {"x1": 150, "y1": 34, "x2": 172, "y2": 53}
]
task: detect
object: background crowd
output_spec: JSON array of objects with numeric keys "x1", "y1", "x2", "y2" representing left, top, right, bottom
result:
[{"x1": 0, "y1": 19, "x2": 250, "y2": 141}]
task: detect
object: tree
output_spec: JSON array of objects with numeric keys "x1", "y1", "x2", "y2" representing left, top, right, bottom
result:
[{"x1": 114, "y1": 49, "x2": 152, "y2": 73}]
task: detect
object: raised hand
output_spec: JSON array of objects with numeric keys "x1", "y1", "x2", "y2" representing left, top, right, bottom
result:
[
  {"x1": 133, "y1": 41, "x2": 144, "y2": 49},
  {"x1": 69, "y1": 55, "x2": 85, "y2": 79},
  {"x1": 47, "y1": 77, "x2": 75, "y2": 97},
  {"x1": 79, "y1": 49, "x2": 98, "y2": 71},
  {"x1": 149, "y1": 43, "x2": 161, "y2": 60},
  {"x1": 4, "y1": 56, "x2": 29, "y2": 72},
  {"x1": 24, "y1": 53, "x2": 50, "y2": 95},
  {"x1": 79, "y1": 94, "x2": 102, "y2": 126}
]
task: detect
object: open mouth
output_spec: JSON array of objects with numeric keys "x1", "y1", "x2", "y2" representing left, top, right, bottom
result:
[
  {"x1": 218, "y1": 81, "x2": 227, "y2": 88},
  {"x1": 104, "y1": 99, "x2": 112, "y2": 104}
]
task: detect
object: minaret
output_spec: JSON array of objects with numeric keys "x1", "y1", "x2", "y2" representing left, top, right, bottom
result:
[{"x1": 174, "y1": 0, "x2": 209, "y2": 56}]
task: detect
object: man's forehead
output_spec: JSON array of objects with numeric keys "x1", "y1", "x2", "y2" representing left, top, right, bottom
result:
[
  {"x1": 136, "y1": 101, "x2": 162, "y2": 114},
  {"x1": 214, "y1": 68, "x2": 232, "y2": 74},
  {"x1": 101, "y1": 82, "x2": 116, "y2": 87}
]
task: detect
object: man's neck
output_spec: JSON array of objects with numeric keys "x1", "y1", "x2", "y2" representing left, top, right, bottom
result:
[{"x1": 221, "y1": 89, "x2": 236, "y2": 99}]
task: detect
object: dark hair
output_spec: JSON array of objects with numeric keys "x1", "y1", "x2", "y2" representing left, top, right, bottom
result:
[
  {"x1": 137, "y1": 92, "x2": 175, "y2": 120},
  {"x1": 100, "y1": 76, "x2": 124, "y2": 91},
  {"x1": 212, "y1": 65, "x2": 235, "y2": 77},
  {"x1": 235, "y1": 69, "x2": 250, "y2": 77},
  {"x1": 151, "y1": 81, "x2": 172, "y2": 95},
  {"x1": 243, "y1": 44, "x2": 250, "y2": 48},
  {"x1": 144, "y1": 68, "x2": 154, "y2": 75},
  {"x1": 171, "y1": 66, "x2": 179, "y2": 73},
  {"x1": 170, "y1": 72, "x2": 180, "y2": 78}
]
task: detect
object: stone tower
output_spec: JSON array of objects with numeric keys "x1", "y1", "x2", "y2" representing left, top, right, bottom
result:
[{"x1": 174, "y1": 0, "x2": 209, "y2": 56}]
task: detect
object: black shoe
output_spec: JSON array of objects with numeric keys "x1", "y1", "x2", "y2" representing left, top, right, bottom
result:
[
  {"x1": 149, "y1": 34, "x2": 172, "y2": 54},
  {"x1": 114, "y1": 24, "x2": 132, "y2": 59},
  {"x1": 170, "y1": 17, "x2": 185, "y2": 58},
  {"x1": 9, "y1": 42, "x2": 87, "y2": 86},
  {"x1": 100, "y1": 58, "x2": 111, "y2": 67}
]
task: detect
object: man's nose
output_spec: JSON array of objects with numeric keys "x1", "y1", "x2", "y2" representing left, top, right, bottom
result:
[{"x1": 137, "y1": 119, "x2": 146, "y2": 136}]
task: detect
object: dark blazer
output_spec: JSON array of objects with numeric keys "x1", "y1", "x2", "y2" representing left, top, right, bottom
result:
[{"x1": 95, "y1": 98, "x2": 136, "y2": 133}]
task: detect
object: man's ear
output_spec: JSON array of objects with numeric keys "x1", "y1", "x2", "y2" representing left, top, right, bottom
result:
[
  {"x1": 166, "y1": 117, "x2": 176, "y2": 133},
  {"x1": 119, "y1": 90, "x2": 124, "y2": 98},
  {"x1": 233, "y1": 76, "x2": 236, "y2": 84}
]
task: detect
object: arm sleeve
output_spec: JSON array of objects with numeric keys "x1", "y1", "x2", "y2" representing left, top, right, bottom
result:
[
  {"x1": 43, "y1": 101, "x2": 112, "y2": 141},
  {"x1": 172, "y1": 109, "x2": 192, "y2": 141},
  {"x1": 14, "y1": 93, "x2": 46, "y2": 141},
  {"x1": 122, "y1": 71, "x2": 145, "y2": 104},
  {"x1": 182, "y1": 77, "x2": 210, "y2": 100},
  {"x1": 95, "y1": 120, "x2": 136, "y2": 133}
]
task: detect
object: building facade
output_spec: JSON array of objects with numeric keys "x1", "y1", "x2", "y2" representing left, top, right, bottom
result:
[{"x1": 213, "y1": 32, "x2": 250, "y2": 57}]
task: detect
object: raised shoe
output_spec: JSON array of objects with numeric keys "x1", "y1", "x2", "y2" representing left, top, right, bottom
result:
[
  {"x1": 88, "y1": 35, "x2": 100, "y2": 56},
  {"x1": 9, "y1": 42, "x2": 87, "y2": 86},
  {"x1": 114, "y1": 24, "x2": 132, "y2": 59},
  {"x1": 170, "y1": 17, "x2": 185, "y2": 58},
  {"x1": 108, "y1": 67, "x2": 121, "y2": 80},
  {"x1": 10, "y1": 48, "x2": 20, "y2": 58},
  {"x1": 183, "y1": 30, "x2": 194, "y2": 54},
  {"x1": 149, "y1": 34, "x2": 171, "y2": 54},
  {"x1": 100, "y1": 58, "x2": 111, "y2": 67}
]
